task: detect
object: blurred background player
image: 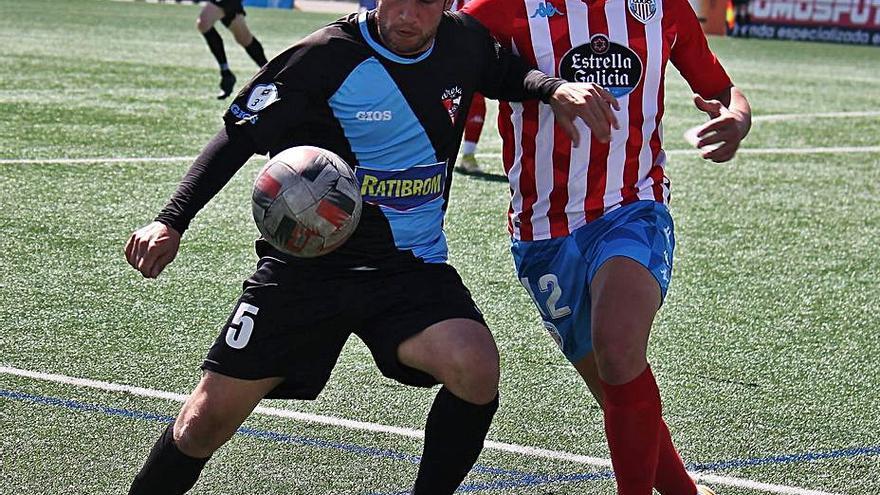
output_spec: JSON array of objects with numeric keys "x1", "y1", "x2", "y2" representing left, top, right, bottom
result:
[
  {"x1": 197, "y1": 0, "x2": 269, "y2": 99},
  {"x1": 463, "y1": 0, "x2": 752, "y2": 494},
  {"x1": 451, "y1": 0, "x2": 487, "y2": 173}
]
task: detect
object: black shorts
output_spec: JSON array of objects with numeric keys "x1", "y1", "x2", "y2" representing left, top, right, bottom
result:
[
  {"x1": 202, "y1": 257, "x2": 487, "y2": 400},
  {"x1": 208, "y1": 0, "x2": 246, "y2": 27}
]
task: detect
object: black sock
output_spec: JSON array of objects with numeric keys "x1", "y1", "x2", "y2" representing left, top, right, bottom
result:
[
  {"x1": 245, "y1": 37, "x2": 268, "y2": 67},
  {"x1": 201, "y1": 27, "x2": 228, "y2": 68},
  {"x1": 412, "y1": 387, "x2": 499, "y2": 495},
  {"x1": 129, "y1": 422, "x2": 211, "y2": 495}
]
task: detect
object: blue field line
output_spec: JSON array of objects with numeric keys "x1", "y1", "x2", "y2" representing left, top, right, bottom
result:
[
  {"x1": 687, "y1": 445, "x2": 880, "y2": 471},
  {"x1": 0, "y1": 389, "x2": 530, "y2": 479},
  {"x1": 5, "y1": 389, "x2": 880, "y2": 494}
]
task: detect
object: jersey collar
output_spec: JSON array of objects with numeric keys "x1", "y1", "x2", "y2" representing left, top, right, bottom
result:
[{"x1": 358, "y1": 11, "x2": 435, "y2": 64}]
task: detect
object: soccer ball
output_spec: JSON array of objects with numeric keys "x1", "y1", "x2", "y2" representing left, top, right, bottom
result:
[{"x1": 252, "y1": 146, "x2": 362, "y2": 257}]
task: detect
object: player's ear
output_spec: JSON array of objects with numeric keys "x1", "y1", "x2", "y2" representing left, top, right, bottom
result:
[{"x1": 443, "y1": 0, "x2": 454, "y2": 10}]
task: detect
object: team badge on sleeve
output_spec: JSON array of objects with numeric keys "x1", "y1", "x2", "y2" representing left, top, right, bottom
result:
[
  {"x1": 247, "y1": 83, "x2": 280, "y2": 112},
  {"x1": 628, "y1": 0, "x2": 657, "y2": 23}
]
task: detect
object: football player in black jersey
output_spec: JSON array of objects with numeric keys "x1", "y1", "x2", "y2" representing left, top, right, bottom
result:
[
  {"x1": 197, "y1": 0, "x2": 269, "y2": 99},
  {"x1": 125, "y1": 0, "x2": 613, "y2": 493}
]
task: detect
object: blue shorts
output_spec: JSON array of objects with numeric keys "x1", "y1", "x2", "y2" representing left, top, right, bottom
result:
[{"x1": 510, "y1": 201, "x2": 675, "y2": 363}]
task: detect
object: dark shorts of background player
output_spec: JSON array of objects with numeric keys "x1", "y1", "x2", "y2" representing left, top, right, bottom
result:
[
  {"x1": 202, "y1": 256, "x2": 487, "y2": 400},
  {"x1": 208, "y1": 0, "x2": 246, "y2": 27}
]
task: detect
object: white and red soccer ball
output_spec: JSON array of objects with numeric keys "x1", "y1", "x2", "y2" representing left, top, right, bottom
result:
[{"x1": 252, "y1": 146, "x2": 362, "y2": 257}]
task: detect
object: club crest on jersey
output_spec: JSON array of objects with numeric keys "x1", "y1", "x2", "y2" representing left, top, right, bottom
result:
[
  {"x1": 628, "y1": 0, "x2": 657, "y2": 23},
  {"x1": 441, "y1": 86, "x2": 463, "y2": 124},
  {"x1": 558, "y1": 34, "x2": 644, "y2": 98}
]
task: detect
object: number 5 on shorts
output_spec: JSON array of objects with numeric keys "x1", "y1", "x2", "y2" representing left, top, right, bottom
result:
[
  {"x1": 226, "y1": 302, "x2": 260, "y2": 349},
  {"x1": 519, "y1": 274, "x2": 571, "y2": 319}
]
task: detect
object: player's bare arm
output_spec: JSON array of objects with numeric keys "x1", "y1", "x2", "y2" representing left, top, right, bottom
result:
[
  {"x1": 124, "y1": 221, "x2": 181, "y2": 279},
  {"x1": 692, "y1": 85, "x2": 752, "y2": 163},
  {"x1": 549, "y1": 82, "x2": 620, "y2": 146}
]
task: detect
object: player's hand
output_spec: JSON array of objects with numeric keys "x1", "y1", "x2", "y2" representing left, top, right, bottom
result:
[
  {"x1": 549, "y1": 83, "x2": 620, "y2": 146},
  {"x1": 692, "y1": 94, "x2": 750, "y2": 163},
  {"x1": 124, "y1": 221, "x2": 181, "y2": 279}
]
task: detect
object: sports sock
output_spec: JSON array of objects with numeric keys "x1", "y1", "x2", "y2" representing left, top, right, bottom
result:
[
  {"x1": 201, "y1": 27, "x2": 228, "y2": 68},
  {"x1": 245, "y1": 37, "x2": 268, "y2": 67},
  {"x1": 461, "y1": 141, "x2": 478, "y2": 156},
  {"x1": 601, "y1": 366, "x2": 662, "y2": 495},
  {"x1": 128, "y1": 421, "x2": 211, "y2": 495},
  {"x1": 411, "y1": 387, "x2": 499, "y2": 495},
  {"x1": 654, "y1": 420, "x2": 697, "y2": 495}
]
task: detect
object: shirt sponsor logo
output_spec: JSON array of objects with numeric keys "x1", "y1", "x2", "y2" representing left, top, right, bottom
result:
[
  {"x1": 559, "y1": 34, "x2": 644, "y2": 98},
  {"x1": 229, "y1": 103, "x2": 258, "y2": 124},
  {"x1": 246, "y1": 84, "x2": 279, "y2": 112},
  {"x1": 628, "y1": 0, "x2": 657, "y2": 23},
  {"x1": 355, "y1": 162, "x2": 446, "y2": 211},
  {"x1": 531, "y1": 1, "x2": 564, "y2": 17},
  {"x1": 356, "y1": 110, "x2": 393, "y2": 121}
]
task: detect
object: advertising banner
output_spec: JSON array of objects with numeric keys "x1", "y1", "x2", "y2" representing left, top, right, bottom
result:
[{"x1": 732, "y1": 0, "x2": 880, "y2": 45}]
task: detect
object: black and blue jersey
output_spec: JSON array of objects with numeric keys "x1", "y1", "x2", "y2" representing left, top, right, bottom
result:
[{"x1": 158, "y1": 11, "x2": 562, "y2": 268}]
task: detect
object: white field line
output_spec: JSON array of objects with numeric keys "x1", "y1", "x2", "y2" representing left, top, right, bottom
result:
[
  {"x1": 0, "y1": 365, "x2": 840, "y2": 495},
  {"x1": 0, "y1": 156, "x2": 195, "y2": 165},
  {"x1": 2, "y1": 144, "x2": 879, "y2": 167},
  {"x1": 473, "y1": 145, "x2": 880, "y2": 160},
  {"x1": 753, "y1": 110, "x2": 880, "y2": 123}
]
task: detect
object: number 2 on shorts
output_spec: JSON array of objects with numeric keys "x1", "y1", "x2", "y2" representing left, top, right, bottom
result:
[
  {"x1": 519, "y1": 274, "x2": 571, "y2": 319},
  {"x1": 225, "y1": 302, "x2": 260, "y2": 349}
]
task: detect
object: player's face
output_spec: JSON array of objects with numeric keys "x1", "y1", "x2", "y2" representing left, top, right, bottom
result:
[{"x1": 376, "y1": 0, "x2": 452, "y2": 56}]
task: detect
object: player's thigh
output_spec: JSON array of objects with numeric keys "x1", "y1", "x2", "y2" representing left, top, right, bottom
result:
[
  {"x1": 511, "y1": 234, "x2": 593, "y2": 364},
  {"x1": 197, "y1": 2, "x2": 226, "y2": 32},
  {"x1": 587, "y1": 201, "x2": 674, "y2": 332},
  {"x1": 357, "y1": 263, "x2": 495, "y2": 389},
  {"x1": 202, "y1": 258, "x2": 355, "y2": 401}
]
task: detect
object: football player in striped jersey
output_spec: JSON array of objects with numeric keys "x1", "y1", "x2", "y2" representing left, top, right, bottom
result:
[{"x1": 463, "y1": 0, "x2": 751, "y2": 493}]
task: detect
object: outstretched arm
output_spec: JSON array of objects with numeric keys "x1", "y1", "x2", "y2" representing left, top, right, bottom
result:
[{"x1": 124, "y1": 125, "x2": 257, "y2": 278}]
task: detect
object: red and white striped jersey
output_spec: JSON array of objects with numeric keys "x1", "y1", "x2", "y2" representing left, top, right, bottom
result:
[{"x1": 462, "y1": 0, "x2": 732, "y2": 241}]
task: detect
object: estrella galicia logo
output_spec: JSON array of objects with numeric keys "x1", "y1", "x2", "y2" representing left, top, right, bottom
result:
[
  {"x1": 530, "y1": 1, "x2": 564, "y2": 18},
  {"x1": 229, "y1": 103, "x2": 258, "y2": 124},
  {"x1": 355, "y1": 161, "x2": 446, "y2": 211},
  {"x1": 628, "y1": 0, "x2": 657, "y2": 24},
  {"x1": 559, "y1": 34, "x2": 643, "y2": 98}
]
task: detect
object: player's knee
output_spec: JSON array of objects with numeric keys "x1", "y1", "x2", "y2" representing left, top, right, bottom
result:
[
  {"x1": 174, "y1": 409, "x2": 233, "y2": 457},
  {"x1": 442, "y1": 342, "x2": 499, "y2": 404},
  {"x1": 592, "y1": 338, "x2": 647, "y2": 384},
  {"x1": 196, "y1": 17, "x2": 212, "y2": 33}
]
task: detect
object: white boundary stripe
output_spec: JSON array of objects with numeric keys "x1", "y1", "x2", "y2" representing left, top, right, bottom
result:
[
  {"x1": 2, "y1": 144, "x2": 878, "y2": 167},
  {"x1": 1, "y1": 365, "x2": 840, "y2": 495},
  {"x1": 0, "y1": 156, "x2": 194, "y2": 165},
  {"x1": 473, "y1": 145, "x2": 880, "y2": 159},
  {"x1": 753, "y1": 110, "x2": 880, "y2": 123}
]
